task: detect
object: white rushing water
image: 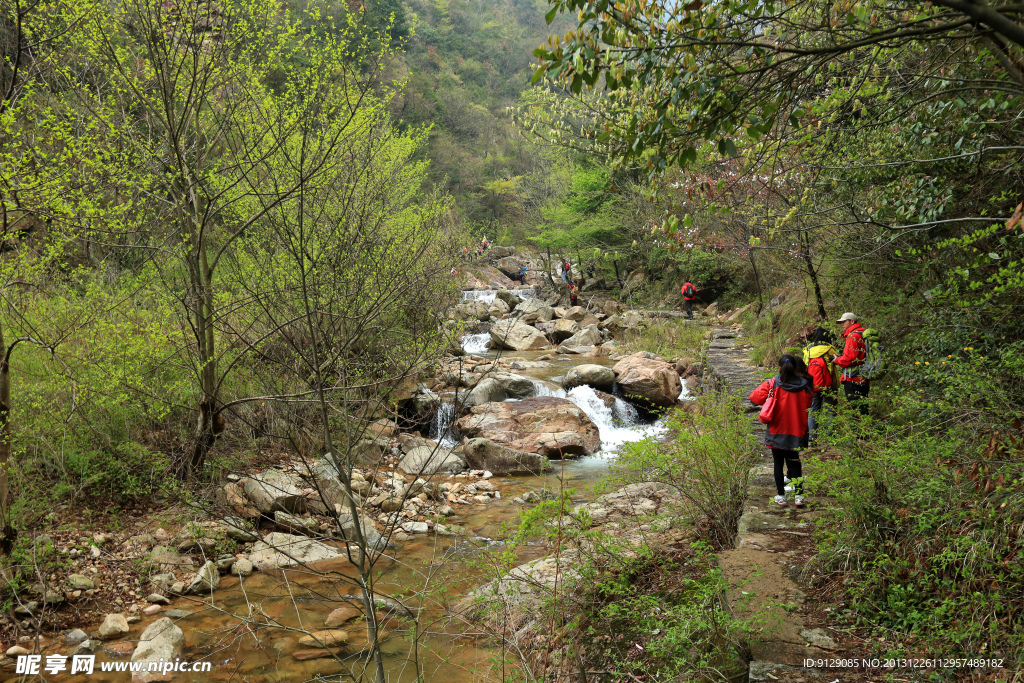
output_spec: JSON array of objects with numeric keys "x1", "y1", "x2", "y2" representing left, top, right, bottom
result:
[
  {"x1": 429, "y1": 402, "x2": 460, "y2": 449},
  {"x1": 461, "y1": 288, "x2": 537, "y2": 304},
  {"x1": 461, "y1": 333, "x2": 491, "y2": 354},
  {"x1": 527, "y1": 380, "x2": 667, "y2": 460}
]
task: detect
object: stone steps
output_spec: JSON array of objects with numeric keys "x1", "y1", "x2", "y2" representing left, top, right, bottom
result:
[{"x1": 708, "y1": 328, "x2": 852, "y2": 678}]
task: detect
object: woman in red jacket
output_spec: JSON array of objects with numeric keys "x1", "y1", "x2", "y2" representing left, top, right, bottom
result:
[{"x1": 750, "y1": 355, "x2": 814, "y2": 507}]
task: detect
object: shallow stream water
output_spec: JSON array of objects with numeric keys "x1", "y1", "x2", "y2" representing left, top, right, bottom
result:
[{"x1": 54, "y1": 324, "x2": 683, "y2": 682}]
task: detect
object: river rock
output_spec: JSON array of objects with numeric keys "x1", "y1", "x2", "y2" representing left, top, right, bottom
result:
[
  {"x1": 489, "y1": 320, "x2": 548, "y2": 351},
  {"x1": 242, "y1": 469, "x2": 308, "y2": 515},
  {"x1": 325, "y1": 606, "x2": 362, "y2": 627},
  {"x1": 488, "y1": 371, "x2": 537, "y2": 399},
  {"x1": 560, "y1": 306, "x2": 587, "y2": 321},
  {"x1": 560, "y1": 324, "x2": 601, "y2": 348},
  {"x1": 455, "y1": 397, "x2": 600, "y2": 457},
  {"x1": 397, "y1": 433, "x2": 438, "y2": 453},
  {"x1": 224, "y1": 482, "x2": 260, "y2": 519},
  {"x1": 298, "y1": 629, "x2": 349, "y2": 647},
  {"x1": 462, "y1": 378, "x2": 506, "y2": 408},
  {"x1": 398, "y1": 446, "x2": 466, "y2": 476},
  {"x1": 488, "y1": 298, "x2": 510, "y2": 316},
  {"x1": 551, "y1": 318, "x2": 580, "y2": 341},
  {"x1": 222, "y1": 516, "x2": 259, "y2": 543},
  {"x1": 131, "y1": 617, "x2": 184, "y2": 678},
  {"x1": 186, "y1": 561, "x2": 220, "y2": 595},
  {"x1": 274, "y1": 511, "x2": 318, "y2": 536},
  {"x1": 247, "y1": 533, "x2": 343, "y2": 571},
  {"x1": 97, "y1": 613, "x2": 129, "y2": 640},
  {"x1": 463, "y1": 438, "x2": 553, "y2": 475},
  {"x1": 231, "y1": 558, "x2": 254, "y2": 576},
  {"x1": 149, "y1": 547, "x2": 194, "y2": 573},
  {"x1": 562, "y1": 364, "x2": 615, "y2": 390},
  {"x1": 401, "y1": 521, "x2": 429, "y2": 534},
  {"x1": 513, "y1": 298, "x2": 554, "y2": 324},
  {"x1": 612, "y1": 352, "x2": 683, "y2": 407},
  {"x1": 68, "y1": 574, "x2": 94, "y2": 591},
  {"x1": 65, "y1": 629, "x2": 89, "y2": 646},
  {"x1": 494, "y1": 289, "x2": 521, "y2": 307}
]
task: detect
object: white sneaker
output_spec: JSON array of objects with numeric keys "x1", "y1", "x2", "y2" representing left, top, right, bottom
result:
[
  {"x1": 784, "y1": 484, "x2": 795, "y2": 493},
  {"x1": 794, "y1": 496, "x2": 805, "y2": 508},
  {"x1": 774, "y1": 495, "x2": 788, "y2": 507}
]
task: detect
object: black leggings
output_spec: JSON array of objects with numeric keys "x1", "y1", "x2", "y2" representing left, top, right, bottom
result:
[{"x1": 772, "y1": 448, "x2": 802, "y2": 496}]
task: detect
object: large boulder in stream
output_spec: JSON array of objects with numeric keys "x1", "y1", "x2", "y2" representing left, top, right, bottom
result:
[
  {"x1": 490, "y1": 320, "x2": 548, "y2": 351},
  {"x1": 131, "y1": 618, "x2": 184, "y2": 682},
  {"x1": 455, "y1": 396, "x2": 600, "y2": 458},
  {"x1": 488, "y1": 371, "x2": 537, "y2": 398},
  {"x1": 612, "y1": 351, "x2": 683, "y2": 408},
  {"x1": 562, "y1": 364, "x2": 615, "y2": 390},
  {"x1": 495, "y1": 289, "x2": 522, "y2": 307},
  {"x1": 560, "y1": 324, "x2": 602, "y2": 348},
  {"x1": 462, "y1": 378, "x2": 507, "y2": 408},
  {"x1": 513, "y1": 298, "x2": 555, "y2": 324},
  {"x1": 463, "y1": 438, "x2": 553, "y2": 475},
  {"x1": 247, "y1": 533, "x2": 344, "y2": 571},
  {"x1": 398, "y1": 446, "x2": 466, "y2": 476},
  {"x1": 552, "y1": 318, "x2": 580, "y2": 342}
]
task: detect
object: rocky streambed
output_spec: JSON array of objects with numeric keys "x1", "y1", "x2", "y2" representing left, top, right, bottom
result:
[{"x1": 1, "y1": 285, "x2": 705, "y2": 682}]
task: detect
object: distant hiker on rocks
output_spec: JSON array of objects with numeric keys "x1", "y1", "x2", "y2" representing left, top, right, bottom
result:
[
  {"x1": 568, "y1": 282, "x2": 579, "y2": 307},
  {"x1": 749, "y1": 354, "x2": 814, "y2": 508},
  {"x1": 511, "y1": 265, "x2": 526, "y2": 284},
  {"x1": 834, "y1": 312, "x2": 870, "y2": 415},
  {"x1": 561, "y1": 260, "x2": 572, "y2": 283},
  {"x1": 681, "y1": 279, "x2": 698, "y2": 320},
  {"x1": 804, "y1": 326, "x2": 839, "y2": 445}
]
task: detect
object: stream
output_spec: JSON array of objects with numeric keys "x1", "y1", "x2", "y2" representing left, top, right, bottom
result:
[{"x1": 59, "y1": 309, "x2": 686, "y2": 683}]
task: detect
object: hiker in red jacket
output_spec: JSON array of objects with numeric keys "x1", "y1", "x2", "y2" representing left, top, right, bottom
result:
[
  {"x1": 750, "y1": 355, "x2": 814, "y2": 508},
  {"x1": 680, "y1": 279, "x2": 697, "y2": 320},
  {"x1": 834, "y1": 312, "x2": 869, "y2": 415}
]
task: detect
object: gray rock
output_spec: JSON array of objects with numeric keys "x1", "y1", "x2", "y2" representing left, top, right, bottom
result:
[
  {"x1": 242, "y1": 469, "x2": 308, "y2": 514},
  {"x1": 800, "y1": 627, "x2": 839, "y2": 650},
  {"x1": 185, "y1": 561, "x2": 220, "y2": 595},
  {"x1": 146, "y1": 594, "x2": 170, "y2": 605},
  {"x1": 551, "y1": 318, "x2": 580, "y2": 341},
  {"x1": 222, "y1": 517, "x2": 258, "y2": 543},
  {"x1": 562, "y1": 364, "x2": 615, "y2": 390},
  {"x1": 75, "y1": 640, "x2": 99, "y2": 655},
  {"x1": 149, "y1": 573, "x2": 176, "y2": 593},
  {"x1": 247, "y1": 532, "x2": 344, "y2": 571},
  {"x1": 488, "y1": 371, "x2": 537, "y2": 399},
  {"x1": 43, "y1": 589, "x2": 64, "y2": 605},
  {"x1": 131, "y1": 617, "x2": 184, "y2": 675},
  {"x1": 231, "y1": 558, "x2": 253, "y2": 577},
  {"x1": 274, "y1": 511, "x2": 318, "y2": 537},
  {"x1": 148, "y1": 546, "x2": 194, "y2": 573},
  {"x1": 67, "y1": 574, "x2": 94, "y2": 591},
  {"x1": 489, "y1": 320, "x2": 548, "y2": 351},
  {"x1": 64, "y1": 629, "x2": 89, "y2": 646},
  {"x1": 175, "y1": 537, "x2": 216, "y2": 554},
  {"x1": 560, "y1": 324, "x2": 602, "y2": 348},
  {"x1": 463, "y1": 438, "x2": 553, "y2": 476},
  {"x1": 400, "y1": 522, "x2": 429, "y2": 534},
  {"x1": 215, "y1": 554, "x2": 235, "y2": 572},
  {"x1": 163, "y1": 609, "x2": 192, "y2": 619},
  {"x1": 97, "y1": 613, "x2": 129, "y2": 640},
  {"x1": 14, "y1": 601, "x2": 37, "y2": 617},
  {"x1": 462, "y1": 378, "x2": 506, "y2": 408},
  {"x1": 398, "y1": 446, "x2": 466, "y2": 476},
  {"x1": 513, "y1": 298, "x2": 554, "y2": 324}
]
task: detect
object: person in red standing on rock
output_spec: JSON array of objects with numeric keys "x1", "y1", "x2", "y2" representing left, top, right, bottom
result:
[
  {"x1": 750, "y1": 355, "x2": 814, "y2": 508},
  {"x1": 568, "y1": 282, "x2": 579, "y2": 307},
  {"x1": 833, "y1": 312, "x2": 870, "y2": 415},
  {"x1": 680, "y1": 278, "x2": 697, "y2": 320}
]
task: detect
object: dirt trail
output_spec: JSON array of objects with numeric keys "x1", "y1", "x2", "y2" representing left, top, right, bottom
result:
[{"x1": 708, "y1": 327, "x2": 854, "y2": 682}]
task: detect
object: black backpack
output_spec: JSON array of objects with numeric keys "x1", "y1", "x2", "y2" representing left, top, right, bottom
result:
[{"x1": 683, "y1": 284, "x2": 695, "y2": 298}]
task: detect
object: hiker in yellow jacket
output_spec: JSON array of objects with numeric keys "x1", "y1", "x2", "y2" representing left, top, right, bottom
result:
[{"x1": 803, "y1": 327, "x2": 840, "y2": 446}]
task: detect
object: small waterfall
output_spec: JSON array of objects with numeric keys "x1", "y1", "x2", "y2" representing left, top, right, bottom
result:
[
  {"x1": 462, "y1": 290, "x2": 498, "y2": 304},
  {"x1": 562, "y1": 385, "x2": 667, "y2": 455},
  {"x1": 429, "y1": 402, "x2": 460, "y2": 449},
  {"x1": 462, "y1": 333, "x2": 491, "y2": 354},
  {"x1": 461, "y1": 288, "x2": 537, "y2": 305}
]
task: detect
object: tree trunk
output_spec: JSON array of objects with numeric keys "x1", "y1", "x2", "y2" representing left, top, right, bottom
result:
[
  {"x1": 801, "y1": 232, "x2": 827, "y2": 320},
  {"x1": 187, "y1": 246, "x2": 223, "y2": 478},
  {"x1": 749, "y1": 249, "x2": 764, "y2": 317},
  {"x1": 0, "y1": 322, "x2": 9, "y2": 521},
  {"x1": 613, "y1": 260, "x2": 622, "y2": 287}
]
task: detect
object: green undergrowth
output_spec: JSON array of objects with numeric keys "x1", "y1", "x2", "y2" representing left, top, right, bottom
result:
[
  {"x1": 619, "y1": 317, "x2": 710, "y2": 364},
  {"x1": 742, "y1": 285, "x2": 1024, "y2": 664}
]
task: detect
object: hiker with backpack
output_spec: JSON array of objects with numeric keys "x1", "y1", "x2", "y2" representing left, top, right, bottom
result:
[
  {"x1": 749, "y1": 354, "x2": 814, "y2": 508},
  {"x1": 804, "y1": 327, "x2": 839, "y2": 445},
  {"x1": 568, "y1": 282, "x2": 579, "y2": 307},
  {"x1": 834, "y1": 312, "x2": 882, "y2": 416},
  {"x1": 680, "y1": 279, "x2": 697, "y2": 319},
  {"x1": 561, "y1": 260, "x2": 572, "y2": 283}
]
